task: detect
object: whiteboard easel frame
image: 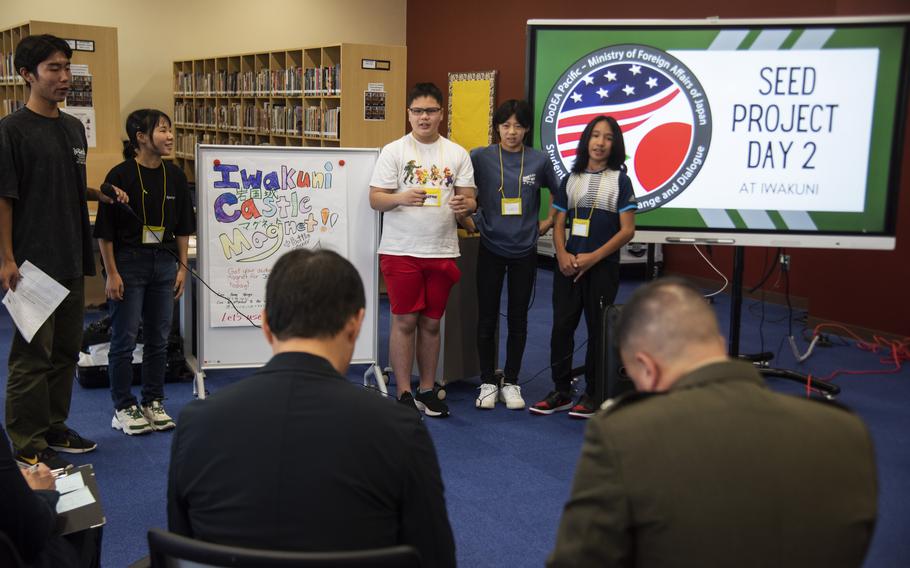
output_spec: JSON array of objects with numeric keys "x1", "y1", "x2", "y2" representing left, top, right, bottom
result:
[{"x1": 194, "y1": 144, "x2": 381, "y2": 382}]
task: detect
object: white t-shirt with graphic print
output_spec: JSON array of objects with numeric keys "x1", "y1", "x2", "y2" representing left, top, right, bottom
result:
[{"x1": 370, "y1": 133, "x2": 475, "y2": 258}]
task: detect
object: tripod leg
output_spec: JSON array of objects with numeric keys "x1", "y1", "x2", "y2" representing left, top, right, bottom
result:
[{"x1": 759, "y1": 367, "x2": 840, "y2": 399}]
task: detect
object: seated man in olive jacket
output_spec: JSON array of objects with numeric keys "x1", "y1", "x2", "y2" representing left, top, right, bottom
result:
[
  {"x1": 168, "y1": 249, "x2": 455, "y2": 567},
  {"x1": 548, "y1": 277, "x2": 877, "y2": 568}
]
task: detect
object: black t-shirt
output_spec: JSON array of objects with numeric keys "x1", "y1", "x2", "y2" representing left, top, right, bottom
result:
[
  {"x1": 0, "y1": 107, "x2": 94, "y2": 279},
  {"x1": 93, "y1": 159, "x2": 195, "y2": 252}
]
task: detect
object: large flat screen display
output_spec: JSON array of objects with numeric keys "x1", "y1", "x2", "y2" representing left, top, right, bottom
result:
[{"x1": 527, "y1": 17, "x2": 909, "y2": 249}]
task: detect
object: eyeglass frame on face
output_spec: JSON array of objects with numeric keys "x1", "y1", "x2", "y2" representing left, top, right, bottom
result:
[{"x1": 408, "y1": 106, "x2": 442, "y2": 116}]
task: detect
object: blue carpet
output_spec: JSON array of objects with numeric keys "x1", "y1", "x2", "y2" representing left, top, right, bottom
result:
[{"x1": 1, "y1": 267, "x2": 908, "y2": 567}]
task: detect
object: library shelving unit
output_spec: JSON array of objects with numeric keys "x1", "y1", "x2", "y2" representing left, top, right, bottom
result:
[
  {"x1": 172, "y1": 43, "x2": 406, "y2": 182},
  {"x1": 0, "y1": 20, "x2": 121, "y2": 189}
]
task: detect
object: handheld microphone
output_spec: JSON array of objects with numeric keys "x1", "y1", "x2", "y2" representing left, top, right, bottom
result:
[
  {"x1": 100, "y1": 182, "x2": 118, "y2": 202},
  {"x1": 100, "y1": 183, "x2": 138, "y2": 217}
]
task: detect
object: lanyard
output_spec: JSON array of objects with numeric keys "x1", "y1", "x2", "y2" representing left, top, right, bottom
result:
[
  {"x1": 135, "y1": 159, "x2": 167, "y2": 227},
  {"x1": 573, "y1": 170, "x2": 607, "y2": 223},
  {"x1": 497, "y1": 144, "x2": 524, "y2": 199}
]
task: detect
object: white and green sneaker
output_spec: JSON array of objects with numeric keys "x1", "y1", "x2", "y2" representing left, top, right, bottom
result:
[
  {"x1": 112, "y1": 405, "x2": 153, "y2": 435},
  {"x1": 141, "y1": 400, "x2": 176, "y2": 431}
]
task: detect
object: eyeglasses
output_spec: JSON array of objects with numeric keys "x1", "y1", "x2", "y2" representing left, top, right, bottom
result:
[{"x1": 408, "y1": 107, "x2": 442, "y2": 116}]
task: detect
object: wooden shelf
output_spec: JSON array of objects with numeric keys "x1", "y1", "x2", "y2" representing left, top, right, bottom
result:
[
  {"x1": 172, "y1": 43, "x2": 405, "y2": 182},
  {"x1": 1, "y1": 21, "x2": 121, "y2": 189}
]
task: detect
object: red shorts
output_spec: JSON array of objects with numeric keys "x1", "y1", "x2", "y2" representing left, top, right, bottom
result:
[{"x1": 380, "y1": 255, "x2": 461, "y2": 319}]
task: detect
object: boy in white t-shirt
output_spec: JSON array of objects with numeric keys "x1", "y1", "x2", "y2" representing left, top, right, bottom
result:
[{"x1": 369, "y1": 82, "x2": 476, "y2": 417}]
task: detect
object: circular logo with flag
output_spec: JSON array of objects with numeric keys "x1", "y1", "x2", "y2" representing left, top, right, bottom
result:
[{"x1": 540, "y1": 45, "x2": 712, "y2": 212}]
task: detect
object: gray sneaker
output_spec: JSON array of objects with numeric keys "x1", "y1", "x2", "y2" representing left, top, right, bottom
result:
[
  {"x1": 112, "y1": 405, "x2": 153, "y2": 435},
  {"x1": 141, "y1": 401, "x2": 176, "y2": 431}
]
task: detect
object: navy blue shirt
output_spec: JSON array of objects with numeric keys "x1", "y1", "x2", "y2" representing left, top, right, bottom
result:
[
  {"x1": 470, "y1": 144, "x2": 562, "y2": 258},
  {"x1": 553, "y1": 168, "x2": 637, "y2": 262}
]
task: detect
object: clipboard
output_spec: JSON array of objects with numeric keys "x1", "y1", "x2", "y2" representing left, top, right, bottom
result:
[{"x1": 59, "y1": 464, "x2": 106, "y2": 536}]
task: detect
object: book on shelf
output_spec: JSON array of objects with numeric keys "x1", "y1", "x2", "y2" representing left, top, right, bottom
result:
[
  {"x1": 323, "y1": 107, "x2": 340, "y2": 138},
  {"x1": 3, "y1": 99, "x2": 25, "y2": 114},
  {"x1": 303, "y1": 64, "x2": 341, "y2": 96}
]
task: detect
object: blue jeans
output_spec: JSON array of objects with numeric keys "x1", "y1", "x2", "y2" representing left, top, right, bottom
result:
[{"x1": 108, "y1": 247, "x2": 177, "y2": 410}]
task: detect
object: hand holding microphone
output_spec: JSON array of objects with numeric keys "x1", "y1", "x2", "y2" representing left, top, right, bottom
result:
[{"x1": 99, "y1": 182, "x2": 129, "y2": 205}]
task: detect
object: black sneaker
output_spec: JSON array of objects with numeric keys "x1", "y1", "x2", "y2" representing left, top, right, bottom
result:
[
  {"x1": 415, "y1": 389, "x2": 450, "y2": 418},
  {"x1": 529, "y1": 390, "x2": 574, "y2": 415},
  {"x1": 568, "y1": 394, "x2": 597, "y2": 419},
  {"x1": 47, "y1": 428, "x2": 98, "y2": 454},
  {"x1": 398, "y1": 391, "x2": 420, "y2": 413},
  {"x1": 16, "y1": 447, "x2": 73, "y2": 472}
]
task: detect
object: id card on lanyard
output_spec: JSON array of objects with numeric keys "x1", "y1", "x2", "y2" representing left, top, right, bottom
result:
[
  {"x1": 501, "y1": 197, "x2": 522, "y2": 216},
  {"x1": 571, "y1": 171, "x2": 606, "y2": 239},
  {"x1": 409, "y1": 135, "x2": 444, "y2": 208},
  {"x1": 497, "y1": 145, "x2": 525, "y2": 217},
  {"x1": 143, "y1": 226, "x2": 165, "y2": 244},
  {"x1": 422, "y1": 188, "x2": 441, "y2": 207},
  {"x1": 571, "y1": 218, "x2": 590, "y2": 237}
]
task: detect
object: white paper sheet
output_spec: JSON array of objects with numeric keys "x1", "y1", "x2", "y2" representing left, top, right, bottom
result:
[
  {"x1": 2, "y1": 261, "x2": 69, "y2": 343},
  {"x1": 54, "y1": 471, "x2": 85, "y2": 495},
  {"x1": 55, "y1": 485, "x2": 95, "y2": 513}
]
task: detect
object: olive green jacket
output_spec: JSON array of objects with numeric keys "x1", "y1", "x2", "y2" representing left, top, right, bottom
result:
[{"x1": 548, "y1": 360, "x2": 877, "y2": 568}]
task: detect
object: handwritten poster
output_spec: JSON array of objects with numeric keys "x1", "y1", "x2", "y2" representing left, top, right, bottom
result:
[{"x1": 202, "y1": 155, "x2": 347, "y2": 327}]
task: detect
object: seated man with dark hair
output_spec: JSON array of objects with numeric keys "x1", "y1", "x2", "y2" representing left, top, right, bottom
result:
[
  {"x1": 548, "y1": 277, "x2": 877, "y2": 568},
  {"x1": 167, "y1": 249, "x2": 455, "y2": 567}
]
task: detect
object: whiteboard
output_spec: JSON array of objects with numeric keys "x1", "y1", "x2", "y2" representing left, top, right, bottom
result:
[{"x1": 195, "y1": 145, "x2": 379, "y2": 369}]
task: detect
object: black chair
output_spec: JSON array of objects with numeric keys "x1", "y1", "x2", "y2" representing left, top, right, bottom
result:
[
  {"x1": 0, "y1": 531, "x2": 24, "y2": 568},
  {"x1": 147, "y1": 528, "x2": 421, "y2": 567}
]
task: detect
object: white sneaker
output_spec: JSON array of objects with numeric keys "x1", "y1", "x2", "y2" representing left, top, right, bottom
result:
[
  {"x1": 499, "y1": 383, "x2": 525, "y2": 410},
  {"x1": 475, "y1": 383, "x2": 498, "y2": 409},
  {"x1": 141, "y1": 400, "x2": 176, "y2": 431},
  {"x1": 112, "y1": 405, "x2": 153, "y2": 435}
]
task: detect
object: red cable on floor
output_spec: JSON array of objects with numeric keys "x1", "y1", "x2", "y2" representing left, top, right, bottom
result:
[{"x1": 806, "y1": 323, "x2": 910, "y2": 382}]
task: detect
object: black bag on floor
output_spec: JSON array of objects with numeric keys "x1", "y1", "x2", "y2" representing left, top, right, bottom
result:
[{"x1": 76, "y1": 316, "x2": 193, "y2": 389}]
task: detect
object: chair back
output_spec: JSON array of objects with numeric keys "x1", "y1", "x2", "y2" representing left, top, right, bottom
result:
[{"x1": 147, "y1": 528, "x2": 421, "y2": 568}]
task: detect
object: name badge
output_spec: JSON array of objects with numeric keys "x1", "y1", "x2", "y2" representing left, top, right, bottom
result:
[
  {"x1": 143, "y1": 225, "x2": 165, "y2": 244},
  {"x1": 501, "y1": 198, "x2": 522, "y2": 216},
  {"x1": 422, "y1": 188, "x2": 441, "y2": 207},
  {"x1": 571, "y1": 218, "x2": 590, "y2": 237}
]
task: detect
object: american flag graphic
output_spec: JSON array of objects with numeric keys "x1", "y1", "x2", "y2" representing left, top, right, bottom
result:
[{"x1": 556, "y1": 62, "x2": 695, "y2": 193}]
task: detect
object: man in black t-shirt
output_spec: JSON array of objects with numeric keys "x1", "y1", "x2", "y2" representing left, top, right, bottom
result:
[{"x1": 0, "y1": 35, "x2": 125, "y2": 471}]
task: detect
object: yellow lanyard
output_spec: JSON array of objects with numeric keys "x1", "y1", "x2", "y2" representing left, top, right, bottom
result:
[
  {"x1": 497, "y1": 144, "x2": 524, "y2": 199},
  {"x1": 135, "y1": 159, "x2": 167, "y2": 227},
  {"x1": 573, "y1": 170, "x2": 607, "y2": 223}
]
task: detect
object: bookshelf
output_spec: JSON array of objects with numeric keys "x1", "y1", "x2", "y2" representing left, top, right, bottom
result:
[
  {"x1": 0, "y1": 21, "x2": 121, "y2": 189},
  {"x1": 172, "y1": 43, "x2": 406, "y2": 182}
]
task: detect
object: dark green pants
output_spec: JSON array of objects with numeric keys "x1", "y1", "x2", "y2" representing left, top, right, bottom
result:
[{"x1": 5, "y1": 277, "x2": 84, "y2": 453}]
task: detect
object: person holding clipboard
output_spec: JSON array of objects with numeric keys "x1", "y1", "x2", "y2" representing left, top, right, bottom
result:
[
  {"x1": 465, "y1": 99, "x2": 560, "y2": 410},
  {"x1": 94, "y1": 109, "x2": 195, "y2": 435},
  {"x1": 530, "y1": 115, "x2": 636, "y2": 419}
]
